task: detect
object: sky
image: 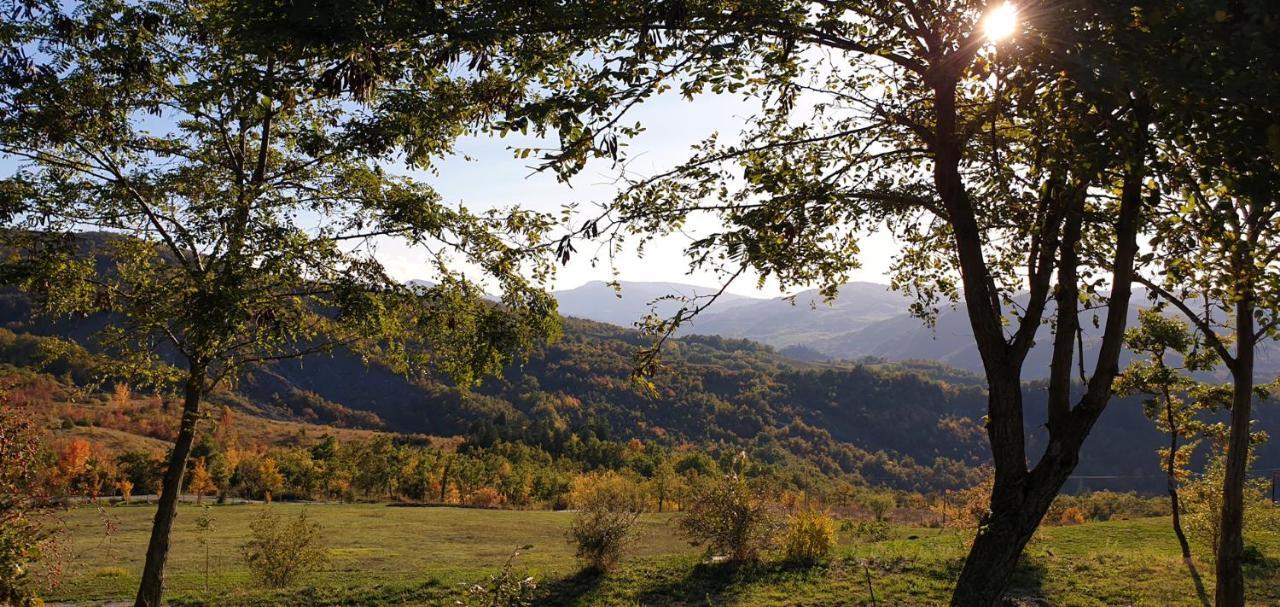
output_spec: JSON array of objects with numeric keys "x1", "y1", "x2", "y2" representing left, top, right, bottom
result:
[
  {"x1": 378, "y1": 89, "x2": 902, "y2": 299},
  {"x1": 0, "y1": 81, "x2": 902, "y2": 301}
]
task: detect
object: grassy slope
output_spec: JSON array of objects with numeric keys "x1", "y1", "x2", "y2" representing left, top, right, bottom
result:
[{"x1": 46, "y1": 503, "x2": 1280, "y2": 606}]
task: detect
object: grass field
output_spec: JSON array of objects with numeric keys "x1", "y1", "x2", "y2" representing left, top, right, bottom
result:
[{"x1": 44, "y1": 502, "x2": 1280, "y2": 606}]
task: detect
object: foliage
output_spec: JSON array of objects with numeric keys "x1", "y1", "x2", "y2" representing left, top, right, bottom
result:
[
  {"x1": 567, "y1": 472, "x2": 643, "y2": 572},
  {"x1": 843, "y1": 520, "x2": 891, "y2": 543},
  {"x1": 241, "y1": 508, "x2": 329, "y2": 588},
  {"x1": 1057, "y1": 507, "x2": 1086, "y2": 526},
  {"x1": 677, "y1": 468, "x2": 778, "y2": 564},
  {"x1": 780, "y1": 510, "x2": 836, "y2": 565},
  {"x1": 860, "y1": 492, "x2": 896, "y2": 523},
  {"x1": 0, "y1": 403, "x2": 52, "y2": 607},
  {"x1": 1180, "y1": 451, "x2": 1273, "y2": 561}
]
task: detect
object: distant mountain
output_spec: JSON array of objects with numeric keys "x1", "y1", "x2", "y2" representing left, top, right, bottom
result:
[
  {"x1": 684, "y1": 282, "x2": 907, "y2": 348},
  {"x1": 559, "y1": 280, "x2": 1280, "y2": 381},
  {"x1": 552, "y1": 280, "x2": 763, "y2": 329}
]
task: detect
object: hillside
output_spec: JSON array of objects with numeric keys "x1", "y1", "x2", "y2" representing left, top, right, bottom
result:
[
  {"x1": 554, "y1": 281, "x2": 1280, "y2": 381},
  {"x1": 6, "y1": 279, "x2": 1278, "y2": 493}
]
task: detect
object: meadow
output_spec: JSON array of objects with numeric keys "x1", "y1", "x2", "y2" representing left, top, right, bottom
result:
[{"x1": 44, "y1": 502, "x2": 1280, "y2": 606}]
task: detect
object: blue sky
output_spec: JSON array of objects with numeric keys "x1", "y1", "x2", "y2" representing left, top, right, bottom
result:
[{"x1": 382, "y1": 89, "x2": 900, "y2": 297}]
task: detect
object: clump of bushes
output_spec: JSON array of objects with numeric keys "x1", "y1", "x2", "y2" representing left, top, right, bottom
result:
[
  {"x1": 240, "y1": 508, "x2": 328, "y2": 588},
  {"x1": 677, "y1": 470, "x2": 778, "y2": 563},
  {"x1": 1048, "y1": 490, "x2": 1168, "y2": 524},
  {"x1": 467, "y1": 487, "x2": 507, "y2": 509},
  {"x1": 842, "y1": 519, "x2": 891, "y2": 542},
  {"x1": 781, "y1": 510, "x2": 836, "y2": 564},
  {"x1": 567, "y1": 472, "x2": 643, "y2": 572},
  {"x1": 1057, "y1": 506, "x2": 1086, "y2": 526}
]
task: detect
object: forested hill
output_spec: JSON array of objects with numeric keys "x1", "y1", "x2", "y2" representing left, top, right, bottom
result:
[{"x1": 2, "y1": 284, "x2": 1276, "y2": 493}]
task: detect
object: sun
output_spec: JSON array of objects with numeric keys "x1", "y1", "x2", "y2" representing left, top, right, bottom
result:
[{"x1": 983, "y1": 2, "x2": 1019, "y2": 42}]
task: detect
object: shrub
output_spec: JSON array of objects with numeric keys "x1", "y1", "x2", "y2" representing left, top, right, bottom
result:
[
  {"x1": 677, "y1": 473, "x2": 777, "y2": 563},
  {"x1": 567, "y1": 473, "x2": 643, "y2": 572},
  {"x1": 936, "y1": 468, "x2": 993, "y2": 529},
  {"x1": 240, "y1": 508, "x2": 328, "y2": 588},
  {"x1": 781, "y1": 510, "x2": 836, "y2": 564},
  {"x1": 1181, "y1": 453, "x2": 1274, "y2": 559},
  {"x1": 458, "y1": 545, "x2": 538, "y2": 607},
  {"x1": 1058, "y1": 506, "x2": 1086, "y2": 526},
  {"x1": 843, "y1": 519, "x2": 891, "y2": 542},
  {"x1": 467, "y1": 487, "x2": 507, "y2": 509}
]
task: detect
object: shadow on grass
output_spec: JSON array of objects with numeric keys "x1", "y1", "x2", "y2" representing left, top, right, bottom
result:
[
  {"x1": 1000, "y1": 556, "x2": 1050, "y2": 606},
  {"x1": 536, "y1": 567, "x2": 607, "y2": 606},
  {"x1": 1182, "y1": 557, "x2": 1211, "y2": 607},
  {"x1": 168, "y1": 579, "x2": 451, "y2": 607},
  {"x1": 539, "y1": 559, "x2": 810, "y2": 607}
]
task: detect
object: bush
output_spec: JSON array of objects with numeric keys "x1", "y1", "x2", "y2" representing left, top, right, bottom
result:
[
  {"x1": 843, "y1": 519, "x2": 891, "y2": 542},
  {"x1": 241, "y1": 508, "x2": 328, "y2": 588},
  {"x1": 781, "y1": 510, "x2": 836, "y2": 564},
  {"x1": 1181, "y1": 453, "x2": 1274, "y2": 560},
  {"x1": 458, "y1": 545, "x2": 538, "y2": 607},
  {"x1": 567, "y1": 472, "x2": 643, "y2": 572},
  {"x1": 1057, "y1": 506, "x2": 1086, "y2": 526},
  {"x1": 677, "y1": 473, "x2": 777, "y2": 563},
  {"x1": 467, "y1": 487, "x2": 507, "y2": 509}
]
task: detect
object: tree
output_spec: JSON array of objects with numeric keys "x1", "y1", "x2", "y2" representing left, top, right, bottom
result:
[
  {"x1": 1124, "y1": 3, "x2": 1280, "y2": 601},
  {"x1": 468, "y1": 3, "x2": 1157, "y2": 603},
  {"x1": 1115, "y1": 309, "x2": 1224, "y2": 561},
  {"x1": 648, "y1": 456, "x2": 679, "y2": 513},
  {"x1": 188, "y1": 457, "x2": 216, "y2": 505},
  {"x1": 678, "y1": 461, "x2": 778, "y2": 564},
  {"x1": 0, "y1": 2, "x2": 563, "y2": 605}
]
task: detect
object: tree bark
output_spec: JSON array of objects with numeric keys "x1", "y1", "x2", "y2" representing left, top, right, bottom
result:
[
  {"x1": 134, "y1": 363, "x2": 205, "y2": 607},
  {"x1": 1215, "y1": 297, "x2": 1254, "y2": 607}
]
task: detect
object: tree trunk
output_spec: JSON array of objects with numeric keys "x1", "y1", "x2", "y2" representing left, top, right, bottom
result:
[
  {"x1": 1165, "y1": 399, "x2": 1192, "y2": 560},
  {"x1": 1170, "y1": 479, "x2": 1192, "y2": 561},
  {"x1": 134, "y1": 364, "x2": 205, "y2": 607},
  {"x1": 1215, "y1": 298, "x2": 1254, "y2": 607},
  {"x1": 950, "y1": 430, "x2": 1085, "y2": 606}
]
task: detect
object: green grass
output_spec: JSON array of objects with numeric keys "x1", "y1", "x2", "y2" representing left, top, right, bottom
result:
[{"x1": 44, "y1": 503, "x2": 1280, "y2": 606}]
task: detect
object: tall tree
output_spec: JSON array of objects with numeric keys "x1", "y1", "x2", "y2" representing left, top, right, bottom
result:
[
  {"x1": 0, "y1": 2, "x2": 562, "y2": 605},
  {"x1": 490, "y1": 2, "x2": 1155, "y2": 604},
  {"x1": 1126, "y1": 2, "x2": 1280, "y2": 602}
]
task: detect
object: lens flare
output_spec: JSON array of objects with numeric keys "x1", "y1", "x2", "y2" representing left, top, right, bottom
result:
[{"x1": 983, "y1": 2, "x2": 1019, "y2": 42}]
